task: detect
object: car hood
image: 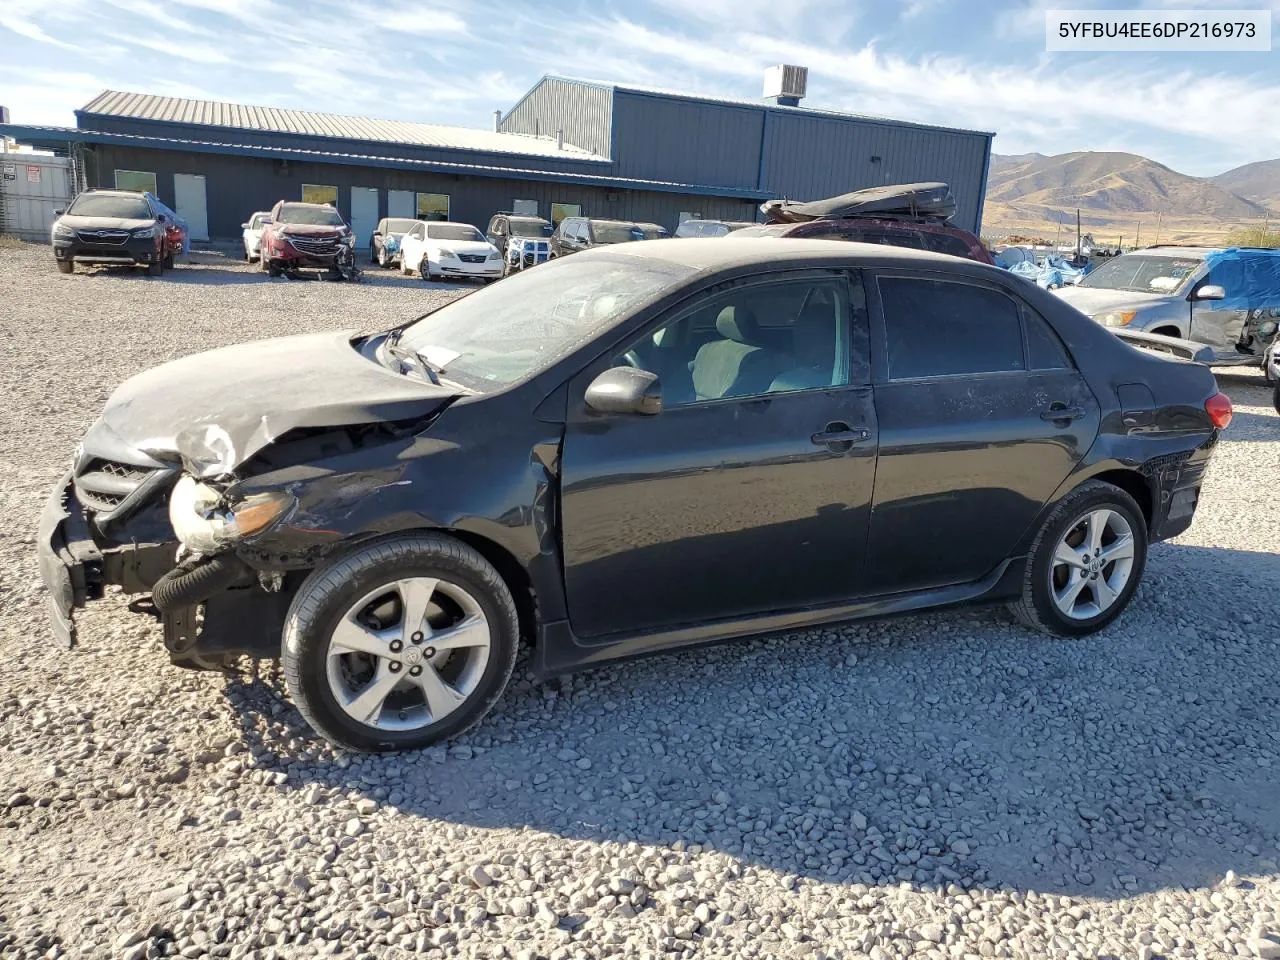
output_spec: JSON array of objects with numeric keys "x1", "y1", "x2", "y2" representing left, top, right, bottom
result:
[
  {"x1": 1053, "y1": 286, "x2": 1174, "y2": 315},
  {"x1": 58, "y1": 215, "x2": 153, "y2": 231},
  {"x1": 276, "y1": 223, "x2": 346, "y2": 237},
  {"x1": 94, "y1": 330, "x2": 459, "y2": 475},
  {"x1": 432, "y1": 240, "x2": 495, "y2": 255}
]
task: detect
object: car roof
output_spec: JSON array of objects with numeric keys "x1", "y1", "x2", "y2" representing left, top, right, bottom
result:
[
  {"x1": 82, "y1": 189, "x2": 147, "y2": 198},
  {"x1": 508, "y1": 214, "x2": 549, "y2": 222},
  {"x1": 592, "y1": 236, "x2": 976, "y2": 271},
  {"x1": 1135, "y1": 246, "x2": 1213, "y2": 258}
]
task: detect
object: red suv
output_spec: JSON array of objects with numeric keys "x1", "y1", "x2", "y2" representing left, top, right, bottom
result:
[
  {"x1": 738, "y1": 182, "x2": 993, "y2": 265},
  {"x1": 259, "y1": 201, "x2": 356, "y2": 277},
  {"x1": 736, "y1": 218, "x2": 992, "y2": 264}
]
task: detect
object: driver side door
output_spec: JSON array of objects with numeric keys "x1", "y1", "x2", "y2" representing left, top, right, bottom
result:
[{"x1": 558, "y1": 270, "x2": 879, "y2": 640}]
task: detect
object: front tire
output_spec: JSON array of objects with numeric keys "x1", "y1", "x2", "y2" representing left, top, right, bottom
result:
[
  {"x1": 1273, "y1": 386, "x2": 1280, "y2": 416},
  {"x1": 377, "y1": 246, "x2": 389, "y2": 268},
  {"x1": 419, "y1": 259, "x2": 433, "y2": 282},
  {"x1": 56, "y1": 260, "x2": 74, "y2": 274},
  {"x1": 282, "y1": 534, "x2": 520, "y2": 752},
  {"x1": 146, "y1": 258, "x2": 164, "y2": 277},
  {"x1": 1009, "y1": 480, "x2": 1147, "y2": 636}
]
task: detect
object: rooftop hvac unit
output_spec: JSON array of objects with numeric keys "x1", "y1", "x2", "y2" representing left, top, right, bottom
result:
[{"x1": 762, "y1": 65, "x2": 808, "y2": 106}]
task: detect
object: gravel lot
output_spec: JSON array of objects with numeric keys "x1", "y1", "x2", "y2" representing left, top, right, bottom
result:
[{"x1": 2, "y1": 242, "x2": 1279, "y2": 960}]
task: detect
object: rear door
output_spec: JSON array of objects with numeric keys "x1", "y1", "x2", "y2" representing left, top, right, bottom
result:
[
  {"x1": 864, "y1": 272, "x2": 1099, "y2": 594},
  {"x1": 559, "y1": 270, "x2": 878, "y2": 638}
]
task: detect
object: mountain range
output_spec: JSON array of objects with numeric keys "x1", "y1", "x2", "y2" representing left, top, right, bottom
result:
[{"x1": 985, "y1": 151, "x2": 1276, "y2": 222}]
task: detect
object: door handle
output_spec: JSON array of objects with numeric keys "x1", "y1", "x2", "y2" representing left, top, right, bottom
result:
[
  {"x1": 1040, "y1": 405, "x2": 1087, "y2": 422},
  {"x1": 811, "y1": 421, "x2": 872, "y2": 446}
]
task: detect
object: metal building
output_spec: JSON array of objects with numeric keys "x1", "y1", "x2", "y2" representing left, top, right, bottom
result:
[{"x1": 0, "y1": 72, "x2": 993, "y2": 243}]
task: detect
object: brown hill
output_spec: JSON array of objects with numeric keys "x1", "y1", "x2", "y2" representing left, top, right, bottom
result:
[
  {"x1": 1210, "y1": 158, "x2": 1280, "y2": 213},
  {"x1": 986, "y1": 151, "x2": 1266, "y2": 221}
]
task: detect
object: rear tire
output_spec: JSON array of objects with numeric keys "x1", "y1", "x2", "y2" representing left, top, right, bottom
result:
[
  {"x1": 282, "y1": 534, "x2": 520, "y2": 752},
  {"x1": 1008, "y1": 480, "x2": 1147, "y2": 637},
  {"x1": 56, "y1": 260, "x2": 74, "y2": 274}
]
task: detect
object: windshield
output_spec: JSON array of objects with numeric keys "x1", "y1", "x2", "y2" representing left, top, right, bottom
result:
[
  {"x1": 277, "y1": 203, "x2": 345, "y2": 226},
  {"x1": 510, "y1": 219, "x2": 551, "y2": 237},
  {"x1": 384, "y1": 219, "x2": 417, "y2": 234},
  {"x1": 1079, "y1": 254, "x2": 1203, "y2": 294},
  {"x1": 426, "y1": 223, "x2": 484, "y2": 242},
  {"x1": 593, "y1": 222, "x2": 646, "y2": 244},
  {"x1": 67, "y1": 194, "x2": 151, "y2": 219},
  {"x1": 399, "y1": 255, "x2": 694, "y2": 390}
]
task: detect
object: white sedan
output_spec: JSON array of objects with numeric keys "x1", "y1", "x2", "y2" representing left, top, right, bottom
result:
[
  {"x1": 241, "y1": 211, "x2": 271, "y2": 262},
  {"x1": 399, "y1": 221, "x2": 503, "y2": 282}
]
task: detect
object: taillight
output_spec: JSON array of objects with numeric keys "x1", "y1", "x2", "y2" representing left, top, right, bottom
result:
[{"x1": 1205, "y1": 392, "x2": 1232, "y2": 429}]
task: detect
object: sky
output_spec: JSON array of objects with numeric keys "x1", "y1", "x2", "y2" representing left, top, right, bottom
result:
[{"x1": 1, "y1": 0, "x2": 1277, "y2": 177}]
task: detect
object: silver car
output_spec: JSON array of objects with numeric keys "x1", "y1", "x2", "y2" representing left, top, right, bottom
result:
[{"x1": 1055, "y1": 246, "x2": 1280, "y2": 367}]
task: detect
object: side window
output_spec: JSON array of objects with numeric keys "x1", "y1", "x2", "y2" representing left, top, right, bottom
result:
[
  {"x1": 1022, "y1": 305, "x2": 1073, "y2": 370},
  {"x1": 921, "y1": 233, "x2": 974, "y2": 259},
  {"x1": 411, "y1": 224, "x2": 424, "y2": 240},
  {"x1": 614, "y1": 277, "x2": 855, "y2": 406},
  {"x1": 878, "y1": 277, "x2": 1025, "y2": 380}
]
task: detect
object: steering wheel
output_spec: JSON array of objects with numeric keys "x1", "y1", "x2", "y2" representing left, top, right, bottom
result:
[{"x1": 620, "y1": 350, "x2": 643, "y2": 369}]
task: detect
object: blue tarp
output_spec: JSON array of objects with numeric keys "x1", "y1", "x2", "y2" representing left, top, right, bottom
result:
[
  {"x1": 998, "y1": 249, "x2": 1092, "y2": 289},
  {"x1": 1200, "y1": 248, "x2": 1280, "y2": 311}
]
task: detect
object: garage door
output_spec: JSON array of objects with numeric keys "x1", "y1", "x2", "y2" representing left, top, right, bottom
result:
[{"x1": 388, "y1": 190, "x2": 415, "y2": 219}]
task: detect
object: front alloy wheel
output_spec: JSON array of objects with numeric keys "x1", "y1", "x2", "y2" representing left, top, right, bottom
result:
[
  {"x1": 283, "y1": 534, "x2": 519, "y2": 751},
  {"x1": 1009, "y1": 480, "x2": 1147, "y2": 636}
]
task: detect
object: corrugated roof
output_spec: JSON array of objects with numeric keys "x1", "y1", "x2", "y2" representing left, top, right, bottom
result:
[
  {"x1": 78, "y1": 90, "x2": 607, "y2": 161},
  {"x1": 541, "y1": 75, "x2": 996, "y2": 138}
]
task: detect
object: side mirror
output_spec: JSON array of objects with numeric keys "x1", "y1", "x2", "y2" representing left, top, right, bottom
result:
[
  {"x1": 585, "y1": 367, "x2": 662, "y2": 416},
  {"x1": 240, "y1": 222, "x2": 250, "y2": 229},
  {"x1": 372, "y1": 230, "x2": 382, "y2": 237},
  {"x1": 1193, "y1": 284, "x2": 1225, "y2": 302}
]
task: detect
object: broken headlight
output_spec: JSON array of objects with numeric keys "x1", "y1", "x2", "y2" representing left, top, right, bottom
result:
[{"x1": 169, "y1": 476, "x2": 294, "y2": 554}]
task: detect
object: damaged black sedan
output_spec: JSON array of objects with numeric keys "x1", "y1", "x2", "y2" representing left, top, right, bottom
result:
[{"x1": 39, "y1": 239, "x2": 1230, "y2": 751}]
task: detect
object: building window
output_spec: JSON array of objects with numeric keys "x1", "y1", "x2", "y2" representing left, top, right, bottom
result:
[
  {"x1": 551, "y1": 202, "x2": 582, "y2": 227},
  {"x1": 302, "y1": 183, "x2": 338, "y2": 205},
  {"x1": 416, "y1": 193, "x2": 450, "y2": 221},
  {"x1": 512, "y1": 199, "x2": 539, "y2": 216},
  {"x1": 115, "y1": 170, "x2": 157, "y2": 193}
]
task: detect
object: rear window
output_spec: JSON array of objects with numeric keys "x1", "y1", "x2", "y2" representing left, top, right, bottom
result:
[
  {"x1": 67, "y1": 194, "x2": 151, "y2": 220},
  {"x1": 920, "y1": 233, "x2": 975, "y2": 259},
  {"x1": 384, "y1": 219, "x2": 417, "y2": 233},
  {"x1": 879, "y1": 277, "x2": 1026, "y2": 380}
]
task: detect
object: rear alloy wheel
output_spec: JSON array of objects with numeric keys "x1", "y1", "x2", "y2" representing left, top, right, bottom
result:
[
  {"x1": 282, "y1": 534, "x2": 519, "y2": 751},
  {"x1": 1009, "y1": 480, "x2": 1147, "y2": 636}
]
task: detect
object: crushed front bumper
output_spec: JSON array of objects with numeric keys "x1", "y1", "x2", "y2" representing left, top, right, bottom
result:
[
  {"x1": 37, "y1": 472, "x2": 101, "y2": 648},
  {"x1": 37, "y1": 472, "x2": 178, "y2": 648}
]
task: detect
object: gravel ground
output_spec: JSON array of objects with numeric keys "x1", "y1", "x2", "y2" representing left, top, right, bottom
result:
[{"x1": 2, "y1": 242, "x2": 1279, "y2": 960}]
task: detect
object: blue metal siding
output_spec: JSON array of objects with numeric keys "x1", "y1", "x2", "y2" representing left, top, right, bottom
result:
[
  {"x1": 498, "y1": 78, "x2": 613, "y2": 159},
  {"x1": 611, "y1": 92, "x2": 762, "y2": 190},
  {"x1": 761, "y1": 113, "x2": 991, "y2": 233},
  {"x1": 83, "y1": 144, "x2": 755, "y2": 239}
]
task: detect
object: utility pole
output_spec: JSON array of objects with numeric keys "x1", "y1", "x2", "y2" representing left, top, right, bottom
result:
[
  {"x1": 1153, "y1": 212, "x2": 1162, "y2": 246},
  {"x1": 1135, "y1": 221, "x2": 1142, "y2": 248},
  {"x1": 1076, "y1": 208, "x2": 1082, "y2": 258}
]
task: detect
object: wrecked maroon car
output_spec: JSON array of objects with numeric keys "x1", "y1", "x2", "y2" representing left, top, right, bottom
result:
[
  {"x1": 259, "y1": 201, "x2": 361, "y2": 279},
  {"x1": 740, "y1": 182, "x2": 994, "y2": 265}
]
